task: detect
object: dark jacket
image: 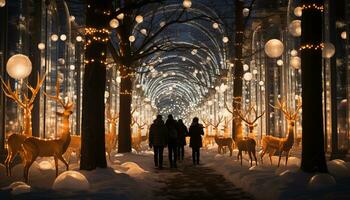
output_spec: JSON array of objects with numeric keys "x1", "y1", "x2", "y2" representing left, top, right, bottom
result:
[
  {"x1": 165, "y1": 118, "x2": 179, "y2": 144},
  {"x1": 188, "y1": 122, "x2": 204, "y2": 148},
  {"x1": 177, "y1": 122, "x2": 188, "y2": 146},
  {"x1": 149, "y1": 119, "x2": 168, "y2": 146}
]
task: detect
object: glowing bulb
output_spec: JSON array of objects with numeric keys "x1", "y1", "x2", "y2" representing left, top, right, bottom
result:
[
  {"x1": 117, "y1": 13, "x2": 124, "y2": 20},
  {"x1": 341, "y1": 31, "x2": 347, "y2": 40},
  {"x1": 222, "y1": 36, "x2": 229, "y2": 43},
  {"x1": 70, "y1": 65, "x2": 75, "y2": 70},
  {"x1": 51, "y1": 34, "x2": 59, "y2": 41},
  {"x1": 38, "y1": 43, "x2": 45, "y2": 50},
  {"x1": 140, "y1": 29, "x2": 147, "y2": 35},
  {"x1": 290, "y1": 49, "x2": 298, "y2": 56},
  {"x1": 60, "y1": 34, "x2": 67, "y2": 41},
  {"x1": 259, "y1": 81, "x2": 264, "y2": 86},
  {"x1": 6, "y1": 54, "x2": 32, "y2": 80},
  {"x1": 294, "y1": 7, "x2": 302, "y2": 17},
  {"x1": 212, "y1": 22, "x2": 219, "y2": 29},
  {"x1": 129, "y1": 35, "x2": 136, "y2": 42},
  {"x1": 277, "y1": 59, "x2": 284, "y2": 66},
  {"x1": 0, "y1": 0, "x2": 5, "y2": 7},
  {"x1": 109, "y1": 19, "x2": 119, "y2": 28},
  {"x1": 183, "y1": 0, "x2": 192, "y2": 8},
  {"x1": 76, "y1": 36, "x2": 83, "y2": 42},
  {"x1": 243, "y1": 72, "x2": 252, "y2": 81},
  {"x1": 116, "y1": 77, "x2": 121, "y2": 83},
  {"x1": 243, "y1": 64, "x2": 249, "y2": 71},
  {"x1": 264, "y1": 39, "x2": 284, "y2": 58},
  {"x1": 70, "y1": 16, "x2": 75, "y2": 21},
  {"x1": 135, "y1": 15, "x2": 143, "y2": 23},
  {"x1": 242, "y1": 8, "x2": 250, "y2": 17}
]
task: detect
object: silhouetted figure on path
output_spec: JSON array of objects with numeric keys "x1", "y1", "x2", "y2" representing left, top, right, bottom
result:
[
  {"x1": 177, "y1": 119, "x2": 188, "y2": 161},
  {"x1": 165, "y1": 114, "x2": 179, "y2": 168},
  {"x1": 149, "y1": 115, "x2": 168, "y2": 169},
  {"x1": 188, "y1": 117, "x2": 204, "y2": 165}
]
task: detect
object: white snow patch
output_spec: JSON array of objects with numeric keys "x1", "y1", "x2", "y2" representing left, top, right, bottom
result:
[
  {"x1": 120, "y1": 162, "x2": 147, "y2": 176},
  {"x1": 38, "y1": 160, "x2": 54, "y2": 171},
  {"x1": 52, "y1": 171, "x2": 90, "y2": 191},
  {"x1": 114, "y1": 153, "x2": 124, "y2": 157},
  {"x1": 308, "y1": 173, "x2": 336, "y2": 190},
  {"x1": 11, "y1": 184, "x2": 31, "y2": 195}
]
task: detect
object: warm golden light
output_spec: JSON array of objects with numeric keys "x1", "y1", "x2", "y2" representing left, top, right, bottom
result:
[
  {"x1": 264, "y1": 39, "x2": 284, "y2": 58},
  {"x1": 6, "y1": 54, "x2": 32, "y2": 80}
]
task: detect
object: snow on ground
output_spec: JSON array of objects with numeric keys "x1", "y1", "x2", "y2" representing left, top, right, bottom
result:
[{"x1": 202, "y1": 147, "x2": 350, "y2": 200}]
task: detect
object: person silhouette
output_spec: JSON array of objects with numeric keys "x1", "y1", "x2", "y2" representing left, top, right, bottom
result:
[
  {"x1": 165, "y1": 114, "x2": 179, "y2": 168},
  {"x1": 149, "y1": 115, "x2": 168, "y2": 169},
  {"x1": 177, "y1": 119, "x2": 188, "y2": 161},
  {"x1": 188, "y1": 117, "x2": 204, "y2": 165}
]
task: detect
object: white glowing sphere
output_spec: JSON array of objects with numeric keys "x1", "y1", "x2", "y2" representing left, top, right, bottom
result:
[
  {"x1": 70, "y1": 16, "x2": 75, "y2": 21},
  {"x1": 252, "y1": 69, "x2": 258, "y2": 74},
  {"x1": 0, "y1": 0, "x2": 5, "y2": 7},
  {"x1": 289, "y1": 20, "x2": 301, "y2": 37},
  {"x1": 243, "y1": 72, "x2": 253, "y2": 81},
  {"x1": 242, "y1": 8, "x2": 250, "y2": 17},
  {"x1": 69, "y1": 65, "x2": 75, "y2": 70},
  {"x1": 140, "y1": 29, "x2": 147, "y2": 35},
  {"x1": 264, "y1": 39, "x2": 284, "y2": 58},
  {"x1": 212, "y1": 22, "x2": 219, "y2": 29},
  {"x1": 290, "y1": 56, "x2": 301, "y2": 69},
  {"x1": 109, "y1": 19, "x2": 119, "y2": 28},
  {"x1": 116, "y1": 77, "x2": 121, "y2": 83},
  {"x1": 243, "y1": 64, "x2": 249, "y2": 71},
  {"x1": 290, "y1": 49, "x2": 298, "y2": 56},
  {"x1": 341, "y1": 31, "x2": 347, "y2": 40},
  {"x1": 294, "y1": 7, "x2": 302, "y2": 17},
  {"x1": 76, "y1": 35, "x2": 83, "y2": 42},
  {"x1": 135, "y1": 15, "x2": 143, "y2": 23},
  {"x1": 117, "y1": 13, "x2": 124, "y2": 20},
  {"x1": 222, "y1": 36, "x2": 229, "y2": 43},
  {"x1": 277, "y1": 59, "x2": 284, "y2": 66},
  {"x1": 182, "y1": 57, "x2": 186, "y2": 61},
  {"x1": 183, "y1": 0, "x2": 192, "y2": 8},
  {"x1": 6, "y1": 54, "x2": 32, "y2": 80},
  {"x1": 38, "y1": 43, "x2": 45, "y2": 50},
  {"x1": 259, "y1": 81, "x2": 264, "y2": 86},
  {"x1": 60, "y1": 34, "x2": 67, "y2": 41},
  {"x1": 322, "y1": 42, "x2": 335, "y2": 58},
  {"x1": 129, "y1": 35, "x2": 136, "y2": 42},
  {"x1": 51, "y1": 34, "x2": 59, "y2": 41},
  {"x1": 136, "y1": 84, "x2": 141, "y2": 88},
  {"x1": 53, "y1": 171, "x2": 90, "y2": 191}
]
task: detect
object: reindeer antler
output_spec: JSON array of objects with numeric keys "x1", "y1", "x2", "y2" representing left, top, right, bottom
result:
[
  {"x1": 43, "y1": 78, "x2": 66, "y2": 107},
  {"x1": 25, "y1": 73, "x2": 46, "y2": 106},
  {"x1": 270, "y1": 97, "x2": 301, "y2": 121},
  {"x1": 0, "y1": 77, "x2": 25, "y2": 108}
]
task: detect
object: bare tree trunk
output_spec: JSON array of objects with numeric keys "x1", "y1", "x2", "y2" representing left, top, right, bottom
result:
[
  {"x1": 232, "y1": 0, "x2": 244, "y2": 140},
  {"x1": 80, "y1": 0, "x2": 112, "y2": 170},
  {"x1": 300, "y1": 0, "x2": 328, "y2": 173}
]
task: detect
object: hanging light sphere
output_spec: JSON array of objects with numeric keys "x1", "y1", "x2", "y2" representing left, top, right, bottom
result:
[
  {"x1": 242, "y1": 8, "x2": 250, "y2": 17},
  {"x1": 288, "y1": 20, "x2": 301, "y2": 37},
  {"x1": 290, "y1": 56, "x2": 301, "y2": 69},
  {"x1": 243, "y1": 72, "x2": 253, "y2": 81},
  {"x1": 0, "y1": 0, "x2": 6, "y2": 7},
  {"x1": 322, "y1": 42, "x2": 336, "y2": 58},
  {"x1": 290, "y1": 49, "x2": 298, "y2": 56},
  {"x1": 277, "y1": 59, "x2": 284, "y2": 66},
  {"x1": 6, "y1": 54, "x2": 32, "y2": 80},
  {"x1": 135, "y1": 15, "x2": 143, "y2": 23},
  {"x1": 341, "y1": 31, "x2": 347, "y2": 40},
  {"x1": 222, "y1": 36, "x2": 229, "y2": 43},
  {"x1": 129, "y1": 35, "x2": 136, "y2": 42},
  {"x1": 69, "y1": 65, "x2": 75, "y2": 70},
  {"x1": 243, "y1": 64, "x2": 249, "y2": 71},
  {"x1": 51, "y1": 34, "x2": 59, "y2": 42},
  {"x1": 38, "y1": 43, "x2": 45, "y2": 50},
  {"x1": 212, "y1": 22, "x2": 219, "y2": 29},
  {"x1": 117, "y1": 13, "x2": 124, "y2": 20},
  {"x1": 60, "y1": 34, "x2": 67, "y2": 41},
  {"x1": 140, "y1": 29, "x2": 147, "y2": 35},
  {"x1": 116, "y1": 77, "x2": 121, "y2": 83},
  {"x1": 294, "y1": 6, "x2": 302, "y2": 17},
  {"x1": 259, "y1": 81, "x2": 264, "y2": 86},
  {"x1": 76, "y1": 35, "x2": 83, "y2": 42},
  {"x1": 183, "y1": 0, "x2": 192, "y2": 8},
  {"x1": 264, "y1": 39, "x2": 284, "y2": 58},
  {"x1": 109, "y1": 18, "x2": 119, "y2": 28},
  {"x1": 252, "y1": 69, "x2": 258, "y2": 74}
]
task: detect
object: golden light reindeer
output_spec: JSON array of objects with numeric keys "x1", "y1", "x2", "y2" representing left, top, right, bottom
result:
[
  {"x1": 105, "y1": 103, "x2": 119, "y2": 161},
  {"x1": 1, "y1": 73, "x2": 45, "y2": 176}
]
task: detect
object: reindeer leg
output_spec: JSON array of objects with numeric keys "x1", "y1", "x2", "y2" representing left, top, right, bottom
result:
[
  {"x1": 285, "y1": 151, "x2": 289, "y2": 166},
  {"x1": 229, "y1": 146, "x2": 233, "y2": 157},
  {"x1": 5, "y1": 153, "x2": 11, "y2": 176},
  {"x1": 248, "y1": 151, "x2": 253, "y2": 167},
  {"x1": 239, "y1": 151, "x2": 243, "y2": 166},
  {"x1": 278, "y1": 151, "x2": 283, "y2": 167},
  {"x1": 269, "y1": 151, "x2": 274, "y2": 165},
  {"x1": 253, "y1": 151, "x2": 258, "y2": 166},
  {"x1": 260, "y1": 150, "x2": 265, "y2": 165},
  {"x1": 54, "y1": 156, "x2": 59, "y2": 177},
  {"x1": 58, "y1": 154, "x2": 69, "y2": 171}
]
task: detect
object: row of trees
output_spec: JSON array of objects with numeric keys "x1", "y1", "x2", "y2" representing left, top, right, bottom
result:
[{"x1": 81, "y1": 0, "x2": 327, "y2": 173}]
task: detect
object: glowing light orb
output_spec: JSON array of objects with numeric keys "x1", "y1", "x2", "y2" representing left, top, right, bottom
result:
[
  {"x1": 243, "y1": 72, "x2": 253, "y2": 81},
  {"x1": 183, "y1": 0, "x2": 192, "y2": 8},
  {"x1": 6, "y1": 54, "x2": 32, "y2": 80},
  {"x1": 294, "y1": 7, "x2": 302, "y2": 17},
  {"x1": 290, "y1": 49, "x2": 298, "y2": 56},
  {"x1": 0, "y1": 0, "x2": 5, "y2": 7},
  {"x1": 277, "y1": 59, "x2": 284, "y2": 66},
  {"x1": 264, "y1": 39, "x2": 284, "y2": 58},
  {"x1": 60, "y1": 34, "x2": 67, "y2": 41},
  {"x1": 212, "y1": 22, "x2": 219, "y2": 29},
  {"x1": 290, "y1": 56, "x2": 301, "y2": 69},
  {"x1": 243, "y1": 64, "x2": 249, "y2": 71},
  {"x1": 289, "y1": 20, "x2": 301, "y2": 37},
  {"x1": 140, "y1": 29, "x2": 147, "y2": 35},
  {"x1": 322, "y1": 42, "x2": 335, "y2": 58},
  {"x1": 135, "y1": 15, "x2": 143, "y2": 23},
  {"x1": 242, "y1": 8, "x2": 250, "y2": 17},
  {"x1": 117, "y1": 13, "x2": 124, "y2": 20},
  {"x1": 38, "y1": 43, "x2": 45, "y2": 50},
  {"x1": 109, "y1": 19, "x2": 119, "y2": 28},
  {"x1": 76, "y1": 36, "x2": 83, "y2": 42},
  {"x1": 129, "y1": 35, "x2": 136, "y2": 42},
  {"x1": 51, "y1": 34, "x2": 59, "y2": 42},
  {"x1": 341, "y1": 31, "x2": 347, "y2": 40},
  {"x1": 222, "y1": 36, "x2": 229, "y2": 43}
]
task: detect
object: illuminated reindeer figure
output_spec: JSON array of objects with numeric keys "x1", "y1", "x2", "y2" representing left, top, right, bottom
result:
[
  {"x1": 1, "y1": 74, "x2": 45, "y2": 176},
  {"x1": 222, "y1": 117, "x2": 233, "y2": 138},
  {"x1": 236, "y1": 105, "x2": 265, "y2": 139},
  {"x1": 201, "y1": 116, "x2": 213, "y2": 147},
  {"x1": 105, "y1": 103, "x2": 119, "y2": 161},
  {"x1": 261, "y1": 97, "x2": 302, "y2": 167},
  {"x1": 22, "y1": 79, "x2": 73, "y2": 182}
]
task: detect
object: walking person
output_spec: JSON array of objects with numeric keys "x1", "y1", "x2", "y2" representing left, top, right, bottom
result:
[
  {"x1": 165, "y1": 114, "x2": 179, "y2": 168},
  {"x1": 149, "y1": 115, "x2": 168, "y2": 169},
  {"x1": 177, "y1": 119, "x2": 188, "y2": 161},
  {"x1": 188, "y1": 117, "x2": 204, "y2": 165}
]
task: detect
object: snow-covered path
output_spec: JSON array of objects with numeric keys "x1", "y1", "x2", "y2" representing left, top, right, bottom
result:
[{"x1": 154, "y1": 157, "x2": 253, "y2": 200}]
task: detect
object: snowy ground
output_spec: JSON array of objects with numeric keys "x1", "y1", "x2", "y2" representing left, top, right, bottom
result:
[{"x1": 1, "y1": 145, "x2": 350, "y2": 200}]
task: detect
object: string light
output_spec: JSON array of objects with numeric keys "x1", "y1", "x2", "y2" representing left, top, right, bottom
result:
[
  {"x1": 301, "y1": 4, "x2": 324, "y2": 12},
  {"x1": 299, "y1": 43, "x2": 323, "y2": 51}
]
